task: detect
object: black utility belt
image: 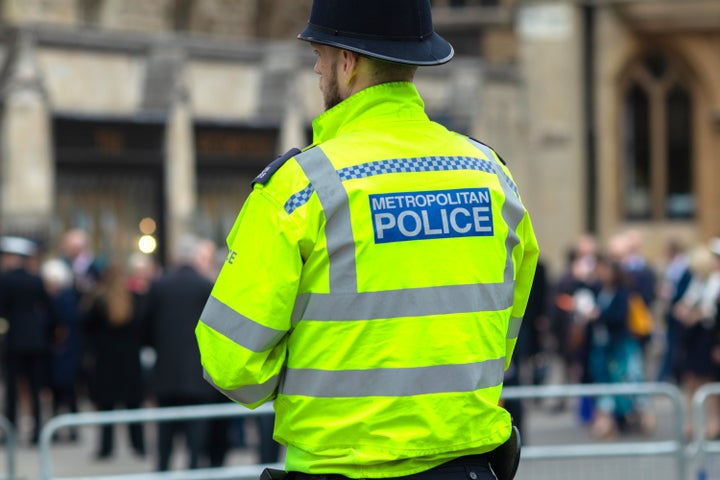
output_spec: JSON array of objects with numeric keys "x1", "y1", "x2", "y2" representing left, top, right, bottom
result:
[{"x1": 288, "y1": 454, "x2": 489, "y2": 480}]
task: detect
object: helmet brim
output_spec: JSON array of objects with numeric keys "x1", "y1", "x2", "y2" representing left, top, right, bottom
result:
[{"x1": 298, "y1": 26, "x2": 454, "y2": 66}]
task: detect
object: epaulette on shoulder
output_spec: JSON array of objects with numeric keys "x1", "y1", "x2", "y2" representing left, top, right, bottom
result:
[
  {"x1": 468, "y1": 137, "x2": 507, "y2": 165},
  {"x1": 252, "y1": 148, "x2": 302, "y2": 186}
]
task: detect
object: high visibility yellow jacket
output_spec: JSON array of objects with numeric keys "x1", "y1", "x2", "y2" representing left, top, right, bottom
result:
[{"x1": 196, "y1": 82, "x2": 539, "y2": 478}]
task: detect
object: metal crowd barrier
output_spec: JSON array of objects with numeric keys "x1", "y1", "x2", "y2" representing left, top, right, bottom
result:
[
  {"x1": 691, "y1": 382, "x2": 720, "y2": 480},
  {"x1": 35, "y1": 382, "x2": 700, "y2": 480},
  {"x1": 0, "y1": 415, "x2": 16, "y2": 480},
  {"x1": 39, "y1": 402, "x2": 278, "y2": 480},
  {"x1": 502, "y1": 382, "x2": 686, "y2": 480}
]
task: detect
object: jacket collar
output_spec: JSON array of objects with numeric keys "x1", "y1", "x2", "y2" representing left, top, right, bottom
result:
[{"x1": 311, "y1": 82, "x2": 427, "y2": 144}]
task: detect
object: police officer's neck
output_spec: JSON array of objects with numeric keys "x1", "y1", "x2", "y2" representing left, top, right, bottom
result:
[{"x1": 341, "y1": 55, "x2": 416, "y2": 100}]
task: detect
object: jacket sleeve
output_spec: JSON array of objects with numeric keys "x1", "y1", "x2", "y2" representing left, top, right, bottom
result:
[
  {"x1": 474, "y1": 140, "x2": 541, "y2": 369},
  {"x1": 195, "y1": 186, "x2": 303, "y2": 409},
  {"x1": 505, "y1": 210, "x2": 540, "y2": 369}
]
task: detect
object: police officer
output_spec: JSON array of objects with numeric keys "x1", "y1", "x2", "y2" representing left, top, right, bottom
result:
[
  {"x1": 195, "y1": 1, "x2": 539, "y2": 479},
  {"x1": 0, "y1": 236, "x2": 53, "y2": 445}
]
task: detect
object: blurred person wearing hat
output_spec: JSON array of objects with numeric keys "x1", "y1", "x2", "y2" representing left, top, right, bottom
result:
[
  {"x1": 0, "y1": 236, "x2": 55, "y2": 445},
  {"x1": 196, "y1": 1, "x2": 538, "y2": 480}
]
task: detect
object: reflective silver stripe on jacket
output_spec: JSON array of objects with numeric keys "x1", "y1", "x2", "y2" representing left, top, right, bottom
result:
[
  {"x1": 508, "y1": 315, "x2": 523, "y2": 339},
  {"x1": 292, "y1": 282, "x2": 513, "y2": 322},
  {"x1": 201, "y1": 289, "x2": 522, "y2": 352},
  {"x1": 467, "y1": 138, "x2": 526, "y2": 341},
  {"x1": 282, "y1": 358, "x2": 506, "y2": 398},
  {"x1": 296, "y1": 148, "x2": 358, "y2": 293},
  {"x1": 200, "y1": 296, "x2": 285, "y2": 352},
  {"x1": 203, "y1": 368, "x2": 279, "y2": 405}
]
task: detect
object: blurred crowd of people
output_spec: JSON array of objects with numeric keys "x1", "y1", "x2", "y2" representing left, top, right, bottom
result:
[
  {"x1": 0, "y1": 229, "x2": 280, "y2": 470},
  {"x1": 501, "y1": 229, "x2": 720, "y2": 443},
  {"x1": 3, "y1": 226, "x2": 720, "y2": 462},
  {"x1": 543, "y1": 230, "x2": 720, "y2": 441}
]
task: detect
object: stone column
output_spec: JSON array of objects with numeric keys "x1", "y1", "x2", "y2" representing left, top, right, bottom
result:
[
  {"x1": 164, "y1": 75, "x2": 197, "y2": 262},
  {"x1": 268, "y1": 43, "x2": 308, "y2": 154},
  {"x1": 517, "y1": 0, "x2": 585, "y2": 274},
  {"x1": 0, "y1": 31, "x2": 54, "y2": 236},
  {"x1": 278, "y1": 79, "x2": 307, "y2": 153}
]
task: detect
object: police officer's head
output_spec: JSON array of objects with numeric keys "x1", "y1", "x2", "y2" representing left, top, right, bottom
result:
[{"x1": 298, "y1": 0, "x2": 454, "y2": 110}]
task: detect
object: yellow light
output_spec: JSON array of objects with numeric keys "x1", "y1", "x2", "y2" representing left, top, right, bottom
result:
[
  {"x1": 138, "y1": 235, "x2": 157, "y2": 254},
  {"x1": 139, "y1": 217, "x2": 157, "y2": 235}
]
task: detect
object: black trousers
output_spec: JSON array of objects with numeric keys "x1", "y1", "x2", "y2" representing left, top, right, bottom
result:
[
  {"x1": 95, "y1": 400, "x2": 145, "y2": 457},
  {"x1": 3, "y1": 352, "x2": 44, "y2": 443},
  {"x1": 51, "y1": 385, "x2": 79, "y2": 440},
  {"x1": 289, "y1": 454, "x2": 495, "y2": 480},
  {"x1": 258, "y1": 413, "x2": 281, "y2": 463},
  {"x1": 156, "y1": 397, "x2": 209, "y2": 471}
]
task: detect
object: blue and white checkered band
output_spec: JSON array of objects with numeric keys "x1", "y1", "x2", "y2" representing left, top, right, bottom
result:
[
  {"x1": 339, "y1": 156, "x2": 519, "y2": 198},
  {"x1": 502, "y1": 173, "x2": 519, "y2": 199},
  {"x1": 283, "y1": 155, "x2": 519, "y2": 214},
  {"x1": 284, "y1": 184, "x2": 316, "y2": 214},
  {"x1": 339, "y1": 156, "x2": 495, "y2": 180}
]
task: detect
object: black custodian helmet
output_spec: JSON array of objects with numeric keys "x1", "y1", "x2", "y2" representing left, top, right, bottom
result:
[{"x1": 297, "y1": 0, "x2": 454, "y2": 66}]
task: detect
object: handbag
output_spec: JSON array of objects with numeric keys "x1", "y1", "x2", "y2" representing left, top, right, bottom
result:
[{"x1": 627, "y1": 293, "x2": 653, "y2": 338}]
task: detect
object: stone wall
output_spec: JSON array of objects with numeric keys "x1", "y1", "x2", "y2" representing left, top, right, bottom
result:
[
  {"x1": 2, "y1": 0, "x2": 78, "y2": 26},
  {"x1": 37, "y1": 48, "x2": 144, "y2": 114},
  {"x1": 187, "y1": 0, "x2": 259, "y2": 39},
  {"x1": 255, "y1": 0, "x2": 312, "y2": 39}
]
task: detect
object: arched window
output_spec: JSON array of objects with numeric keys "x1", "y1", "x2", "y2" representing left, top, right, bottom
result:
[
  {"x1": 665, "y1": 85, "x2": 694, "y2": 218},
  {"x1": 621, "y1": 53, "x2": 694, "y2": 220}
]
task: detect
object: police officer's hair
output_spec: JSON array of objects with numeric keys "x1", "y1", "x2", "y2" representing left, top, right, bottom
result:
[{"x1": 364, "y1": 56, "x2": 417, "y2": 83}]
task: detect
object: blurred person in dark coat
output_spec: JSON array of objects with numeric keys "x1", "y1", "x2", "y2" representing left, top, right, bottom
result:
[
  {"x1": 0, "y1": 236, "x2": 54, "y2": 445},
  {"x1": 548, "y1": 235, "x2": 600, "y2": 415},
  {"x1": 515, "y1": 259, "x2": 549, "y2": 386},
  {"x1": 621, "y1": 230, "x2": 658, "y2": 308},
  {"x1": 656, "y1": 239, "x2": 692, "y2": 383},
  {"x1": 61, "y1": 228, "x2": 103, "y2": 296},
  {"x1": 503, "y1": 259, "x2": 549, "y2": 440},
  {"x1": 585, "y1": 255, "x2": 647, "y2": 439},
  {"x1": 608, "y1": 230, "x2": 658, "y2": 350},
  {"x1": 140, "y1": 235, "x2": 228, "y2": 470},
  {"x1": 83, "y1": 261, "x2": 146, "y2": 459},
  {"x1": 126, "y1": 252, "x2": 159, "y2": 394},
  {"x1": 41, "y1": 258, "x2": 84, "y2": 443},
  {"x1": 673, "y1": 244, "x2": 720, "y2": 439}
]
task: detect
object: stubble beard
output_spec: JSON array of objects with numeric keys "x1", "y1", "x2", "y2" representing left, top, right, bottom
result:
[{"x1": 323, "y1": 62, "x2": 343, "y2": 111}]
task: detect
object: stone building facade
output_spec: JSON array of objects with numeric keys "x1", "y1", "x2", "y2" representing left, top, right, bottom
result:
[
  {"x1": 517, "y1": 0, "x2": 720, "y2": 273},
  {"x1": 0, "y1": 0, "x2": 718, "y2": 274}
]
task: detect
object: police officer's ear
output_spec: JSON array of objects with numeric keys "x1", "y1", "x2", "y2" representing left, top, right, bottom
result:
[{"x1": 339, "y1": 49, "x2": 361, "y2": 87}]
